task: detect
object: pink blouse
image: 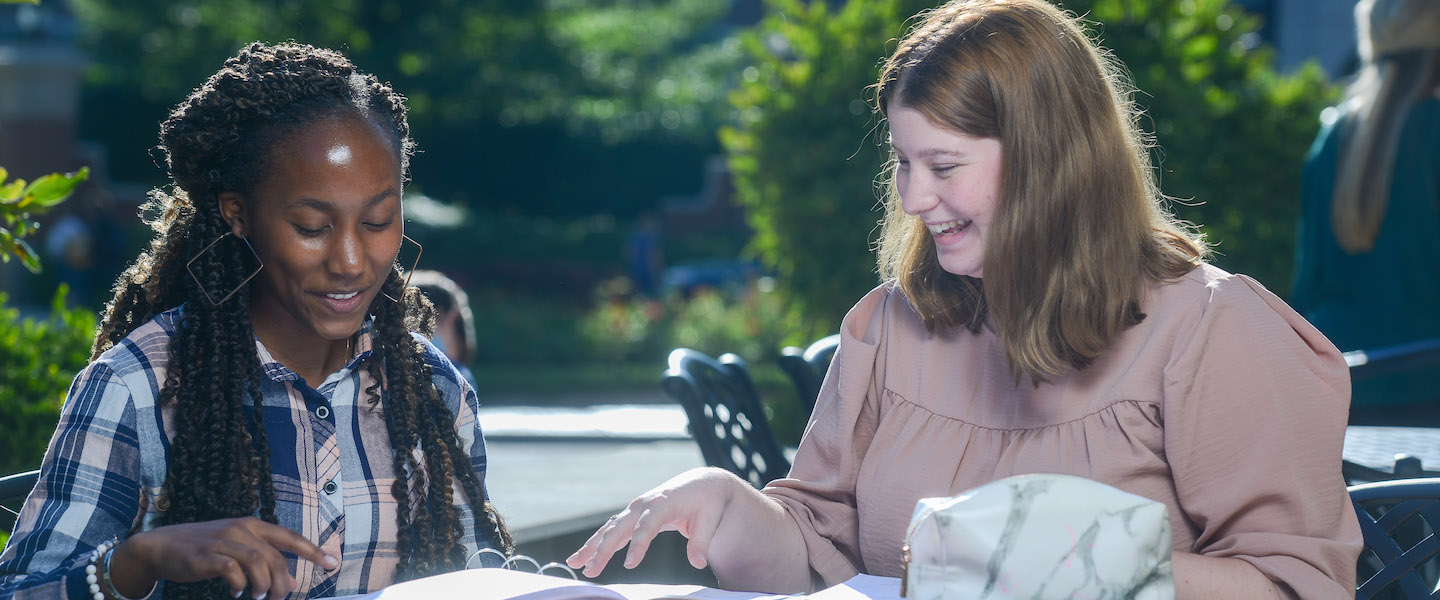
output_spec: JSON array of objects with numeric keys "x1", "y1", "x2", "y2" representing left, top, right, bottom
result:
[{"x1": 763, "y1": 265, "x2": 1362, "y2": 598}]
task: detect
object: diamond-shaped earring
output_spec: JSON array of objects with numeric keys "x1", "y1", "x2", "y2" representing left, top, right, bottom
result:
[
  {"x1": 187, "y1": 232, "x2": 264, "y2": 306},
  {"x1": 382, "y1": 234, "x2": 424, "y2": 303}
]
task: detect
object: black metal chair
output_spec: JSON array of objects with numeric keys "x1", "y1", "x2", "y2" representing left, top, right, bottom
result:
[
  {"x1": 777, "y1": 333, "x2": 840, "y2": 418},
  {"x1": 1, "y1": 469, "x2": 39, "y2": 534},
  {"x1": 1351, "y1": 477, "x2": 1440, "y2": 599},
  {"x1": 662, "y1": 348, "x2": 791, "y2": 488}
]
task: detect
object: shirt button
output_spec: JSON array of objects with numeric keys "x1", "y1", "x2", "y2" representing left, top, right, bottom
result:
[
  {"x1": 324, "y1": 480, "x2": 338, "y2": 495},
  {"x1": 316, "y1": 405, "x2": 330, "y2": 419}
]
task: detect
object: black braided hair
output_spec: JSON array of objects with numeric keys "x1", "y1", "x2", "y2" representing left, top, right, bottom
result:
[{"x1": 93, "y1": 42, "x2": 511, "y2": 599}]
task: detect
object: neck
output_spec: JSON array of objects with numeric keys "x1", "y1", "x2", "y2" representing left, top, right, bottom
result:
[{"x1": 252, "y1": 324, "x2": 355, "y2": 387}]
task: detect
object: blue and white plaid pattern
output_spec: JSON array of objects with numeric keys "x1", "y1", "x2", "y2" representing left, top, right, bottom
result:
[{"x1": 0, "y1": 306, "x2": 494, "y2": 599}]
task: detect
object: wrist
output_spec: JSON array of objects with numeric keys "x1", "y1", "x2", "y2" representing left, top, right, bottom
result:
[{"x1": 107, "y1": 534, "x2": 159, "y2": 599}]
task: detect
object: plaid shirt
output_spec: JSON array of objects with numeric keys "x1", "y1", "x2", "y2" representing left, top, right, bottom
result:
[{"x1": 0, "y1": 306, "x2": 495, "y2": 599}]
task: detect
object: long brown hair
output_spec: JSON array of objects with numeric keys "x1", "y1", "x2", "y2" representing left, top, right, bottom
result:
[
  {"x1": 875, "y1": 0, "x2": 1207, "y2": 383},
  {"x1": 1330, "y1": 0, "x2": 1440, "y2": 253}
]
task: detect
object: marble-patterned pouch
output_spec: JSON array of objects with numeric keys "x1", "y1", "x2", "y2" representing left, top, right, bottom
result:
[{"x1": 900, "y1": 473, "x2": 1174, "y2": 600}]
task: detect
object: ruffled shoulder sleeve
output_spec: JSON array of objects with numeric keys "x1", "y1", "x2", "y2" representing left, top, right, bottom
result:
[
  {"x1": 762, "y1": 282, "x2": 899, "y2": 587},
  {"x1": 1161, "y1": 267, "x2": 1361, "y2": 598}
]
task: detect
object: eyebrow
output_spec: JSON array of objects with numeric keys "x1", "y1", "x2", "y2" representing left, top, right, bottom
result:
[
  {"x1": 912, "y1": 148, "x2": 964, "y2": 159},
  {"x1": 287, "y1": 188, "x2": 397, "y2": 211}
]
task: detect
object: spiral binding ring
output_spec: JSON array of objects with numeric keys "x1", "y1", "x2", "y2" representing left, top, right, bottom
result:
[
  {"x1": 465, "y1": 547, "x2": 508, "y2": 570},
  {"x1": 464, "y1": 548, "x2": 578, "y2": 580},
  {"x1": 538, "y1": 562, "x2": 579, "y2": 580}
]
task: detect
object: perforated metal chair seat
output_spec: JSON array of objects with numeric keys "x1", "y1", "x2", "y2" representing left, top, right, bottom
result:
[{"x1": 662, "y1": 349, "x2": 791, "y2": 488}]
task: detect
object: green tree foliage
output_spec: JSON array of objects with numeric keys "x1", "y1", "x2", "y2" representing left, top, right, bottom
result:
[
  {"x1": 67, "y1": 0, "x2": 744, "y2": 217},
  {"x1": 723, "y1": 0, "x2": 1337, "y2": 337},
  {"x1": 1081, "y1": 0, "x2": 1337, "y2": 292},
  {"x1": 0, "y1": 286, "x2": 96, "y2": 475},
  {"x1": 0, "y1": 166, "x2": 89, "y2": 273},
  {"x1": 720, "y1": 0, "x2": 936, "y2": 340}
]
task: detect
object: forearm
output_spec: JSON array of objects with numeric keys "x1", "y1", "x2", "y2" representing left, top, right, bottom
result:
[
  {"x1": 107, "y1": 535, "x2": 160, "y2": 599},
  {"x1": 704, "y1": 476, "x2": 812, "y2": 594},
  {"x1": 1173, "y1": 552, "x2": 1280, "y2": 600}
]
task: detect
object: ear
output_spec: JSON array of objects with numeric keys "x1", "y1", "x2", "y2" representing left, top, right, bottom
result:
[{"x1": 217, "y1": 192, "x2": 247, "y2": 238}]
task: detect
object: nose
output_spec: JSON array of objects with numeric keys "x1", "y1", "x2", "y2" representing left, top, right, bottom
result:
[
  {"x1": 329, "y1": 226, "x2": 366, "y2": 280},
  {"x1": 898, "y1": 170, "x2": 939, "y2": 216}
]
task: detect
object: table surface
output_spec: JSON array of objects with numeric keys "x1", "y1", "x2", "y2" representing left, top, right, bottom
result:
[
  {"x1": 485, "y1": 438, "x2": 704, "y2": 541},
  {"x1": 1343, "y1": 425, "x2": 1440, "y2": 471}
]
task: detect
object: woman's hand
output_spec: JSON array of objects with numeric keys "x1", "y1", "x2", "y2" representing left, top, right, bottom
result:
[
  {"x1": 565, "y1": 467, "x2": 811, "y2": 593},
  {"x1": 566, "y1": 467, "x2": 746, "y2": 578},
  {"x1": 108, "y1": 517, "x2": 340, "y2": 600}
]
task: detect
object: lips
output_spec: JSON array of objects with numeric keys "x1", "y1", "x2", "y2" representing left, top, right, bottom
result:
[
  {"x1": 926, "y1": 218, "x2": 971, "y2": 236},
  {"x1": 317, "y1": 289, "x2": 365, "y2": 313}
]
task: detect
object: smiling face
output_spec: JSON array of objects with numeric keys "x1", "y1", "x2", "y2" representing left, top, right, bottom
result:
[
  {"x1": 889, "y1": 105, "x2": 1003, "y2": 279},
  {"x1": 220, "y1": 113, "x2": 403, "y2": 360}
]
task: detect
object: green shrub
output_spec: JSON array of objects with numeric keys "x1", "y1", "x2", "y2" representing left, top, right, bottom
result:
[
  {"x1": 721, "y1": 0, "x2": 930, "y2": 340},
  {"x1": 1076, "y1": 0, "x2": 1338, "y2": 291},
  {"x1": 0, "y1": 286, "x2": 96, "y2": 475},
  {"x1": 469, "y1": 286, "x2": 591, "y2": 365},
  {"x1": 579, "y1": 278, "x2": 673, "y2": 364},
  {"x1": 723, "y1": 0, "x2": 1338, "y2": 338},
  {"x1": 667, "y1": 285, "x2": 790, "y2": 364}
]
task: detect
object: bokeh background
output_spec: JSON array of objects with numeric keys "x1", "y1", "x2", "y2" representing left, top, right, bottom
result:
[{"x1": 1, "y1": 0, "x2": 1357, "y2": 474}]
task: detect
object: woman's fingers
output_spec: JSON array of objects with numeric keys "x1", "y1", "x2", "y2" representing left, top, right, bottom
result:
[
  {"x1": 621, "y1": 507, "x2": 671, "y2": 569},
  {"x1": 580, "y1": 510, "x2": 640, "y2": 578},
  {"x1": 137, "y1": 517, "x2": 332, "y2": 599},
  {"x1": 202, "y1": 550, "x2": 250, "y2": 599},
  {"x1": 251, "y1": 518, "x2": 340, "y2": 571},
  {"x1": 681, "y1": 501, "x2": 724, "y2": 570},
  {"x1": 566, "y1": 512, "x2": 621, "y2": 570},
  {"x1": 209, "y1": 539, "x2": 276, "y2": 599}
]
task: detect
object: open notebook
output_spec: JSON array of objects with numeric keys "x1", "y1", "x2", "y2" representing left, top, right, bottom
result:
[{"x1": 346, "y1": 568, "x2": 901, "y2": 600}]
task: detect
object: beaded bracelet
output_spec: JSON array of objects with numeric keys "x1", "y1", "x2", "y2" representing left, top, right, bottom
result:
[
  {"x1": 84, "y1": 539, "x2": 117, "y2": 600},
  {"x1": 84, "y1": 539, "x2": 146, "y2": 600}
]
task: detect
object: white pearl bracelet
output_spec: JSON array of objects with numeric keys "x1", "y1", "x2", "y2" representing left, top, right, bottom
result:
[{"x1": 85, "y1": 539, "x2": 117, "y2": 600}]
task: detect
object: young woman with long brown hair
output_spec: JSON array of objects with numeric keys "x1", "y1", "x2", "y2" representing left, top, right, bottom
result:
[{"x1": 568, "y1": 1, "x2": 1360, "y2": 597}]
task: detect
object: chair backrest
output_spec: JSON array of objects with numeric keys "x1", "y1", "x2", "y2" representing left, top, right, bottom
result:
[
  {"x1": 0, "y1": 469, "x2": 39, "y2": 534},
  {"x1": 777, "y1": 334, "x2": 841, "y2": 418},
  {"x1": 662, "y1": 348, "x2": 791, "y2": 488},
  {"x1": 1350, "y1": 477, "x2": 1440, "y2": 599},
  {"x1": 1346, "y1": 338, "x2": 1440, "y2": 382},
  {"x1": 1346, "y1": 455, "x2": 1440, "y2": 486}
]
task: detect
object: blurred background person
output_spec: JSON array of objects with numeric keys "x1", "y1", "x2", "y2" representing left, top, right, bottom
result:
[
  {"x1": 1291, "y1": 0, "x2": 1440, "y2": 424},
  {"x1": 411, "y1": 269, "x2": 479, "y2": 389}
]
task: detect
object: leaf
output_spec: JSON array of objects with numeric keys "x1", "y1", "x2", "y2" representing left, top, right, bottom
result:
[
  {"x1": 0, "y1": 179, "x2": 26, "y2": 204},
  {"x1": 18, "y1": 168, "x2": 85, "y2": 210},
  {"x1": 0, "y1": 166, "x2": 7, "y2": 183},
  {"x1": 13, "y1": 238, "x2": 40, "y2": 274},
  {"x1": 18, "y1": 167, "x2": 89, "y2": 209}
]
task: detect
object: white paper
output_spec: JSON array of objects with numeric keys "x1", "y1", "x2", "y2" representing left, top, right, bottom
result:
[
  {"x1": 808, "y1": 575, "x2": 901, "y2": 600},
  {"x1": 350, "y1": 569, "x2": 796, "y2": 600}
]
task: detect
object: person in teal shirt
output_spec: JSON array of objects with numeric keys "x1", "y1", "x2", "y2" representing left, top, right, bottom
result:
[{"x1": 1292, "y1": 0, "x2": 1440, "y2": 422}]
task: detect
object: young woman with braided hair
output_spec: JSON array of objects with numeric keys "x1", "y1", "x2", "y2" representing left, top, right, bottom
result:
[{"x1": 0, "y1": 42, "x2": 511, "y2": 600}]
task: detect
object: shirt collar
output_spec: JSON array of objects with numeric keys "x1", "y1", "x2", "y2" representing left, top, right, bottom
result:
[{"x1": 256, "y1": 317, "x2": 378, "y2": 387}]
